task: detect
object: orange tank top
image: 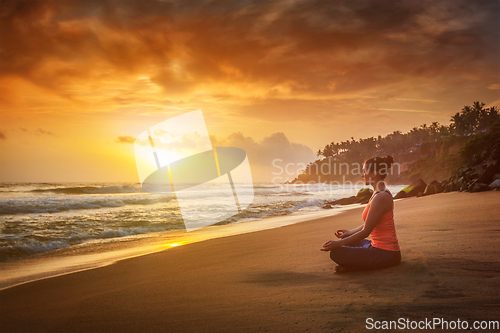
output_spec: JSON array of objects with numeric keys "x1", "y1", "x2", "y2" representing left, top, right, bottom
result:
[{"x1": 362, "y1": 189, "x2": 400, "y2": 251}]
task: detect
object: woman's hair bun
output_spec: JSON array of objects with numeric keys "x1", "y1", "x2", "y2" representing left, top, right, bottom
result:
[{"x1": 384, "y1": 155, "x2": 394, "y2": 166}]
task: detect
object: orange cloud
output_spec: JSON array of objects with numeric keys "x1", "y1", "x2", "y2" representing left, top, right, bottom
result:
[
  {"x1": 1, "y1": 0, "x2": 498, "y2": 106},
  {"x1": 1, "y1": 0, "x2": 498, "y2": 182},
  {"x1": 116, "y1": 135, "x2": 135, "y2": 144},
  {"x1": 210, "y1": 132, "x2": 315, "y2": 182}
]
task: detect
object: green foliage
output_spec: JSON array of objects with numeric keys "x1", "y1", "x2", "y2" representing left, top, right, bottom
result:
[
  {"x1": 316, "y1": 101, "x2": 499, "y2": 161},
  {"x1": 297, "y1": 101, "x2": 499, "y2": 184},
  {"x1": 450, "y1": 102, "x2": 500, "y2": 136},
  {"x1": 458, "y1": 124, "x2": 500, "y2": 162},
  {"x1": 403, "y1": 153, "x2": 462, "y2": 183}
]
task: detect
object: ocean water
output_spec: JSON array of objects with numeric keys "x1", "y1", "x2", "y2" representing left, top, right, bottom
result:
[{"x1": 0, "y1": 182, "x2": 407, "y2": 262}]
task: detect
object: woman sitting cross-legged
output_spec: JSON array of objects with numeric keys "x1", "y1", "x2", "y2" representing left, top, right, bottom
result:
[{"x1": 321, "y1": 155, "x2": 401, "y2": 273}]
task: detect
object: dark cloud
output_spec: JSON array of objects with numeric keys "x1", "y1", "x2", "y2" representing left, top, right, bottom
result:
[
  {"x1": 18, "y1": 127, "x2": 54, "y2": 136},
  {"x1": 19, "y1": 127, "x2": 55, "y2": 136},
  {"x1": 116, "y1": 135, "x2": 135, "y2": 144},
  {"x1": 37, "y1": 128, "x2": 54, "y2": 135},
  {"x1": 0, "y1": 131, "x2": 6, "y2": 140},
  {"x1": 0, "y1": 0, "x2": 498, "y2": 104}
]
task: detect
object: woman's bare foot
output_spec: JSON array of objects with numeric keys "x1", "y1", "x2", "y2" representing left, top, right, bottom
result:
[{"x1": 334, "y1": 265, "x2": 350, "y2": 274}]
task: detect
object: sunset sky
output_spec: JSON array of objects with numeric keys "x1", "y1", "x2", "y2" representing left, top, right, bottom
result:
[{"x1": 1, "y1": 0, "x2": 499, "y2": 183}]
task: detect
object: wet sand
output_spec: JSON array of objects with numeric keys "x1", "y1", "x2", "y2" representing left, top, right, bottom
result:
[{"x1": 1, "y1": 191, "x2": 499, "y2": 332}]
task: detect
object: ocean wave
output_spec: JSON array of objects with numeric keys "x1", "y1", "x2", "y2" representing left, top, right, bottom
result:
[
  {"x1": 268, "y1": 192, "x2": 312, "y2": 196},
  {"x1": 209, "y1": 197, "x2": 330, "y2": 226},
  {"x1": 0, "y1": 195, "x2": 174, "y2": 215},
  {"x1": 31, "y1": 185, "x2": 144, "y2": 195},
  {"x1": 0, "y1": 241, "x2": 71, "y2": 262},
  {"x1": 96, "y1": 225, "x2": 181, "y2": 238},
  {"x1": 252, "y1": 185, "x2": 281, "y2": 189},
  {"x1": 0, "y1": 225, "x2": 180, "y2": 262}
]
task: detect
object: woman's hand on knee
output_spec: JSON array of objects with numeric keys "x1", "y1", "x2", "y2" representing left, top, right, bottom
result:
[
  {"x1": 321, "y1": 240, "x2": 341, "y2": 252},
  {"x1": 335, "y1": 229, "x2": 350, "y2": 239}
]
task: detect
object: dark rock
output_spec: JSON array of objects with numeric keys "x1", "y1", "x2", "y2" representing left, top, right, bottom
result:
[
  {"x1": 324, "y1": 196, "x2": 358, "y2": 206},
  {"x1": 356, "y1": 188, "x2": 374, "y2": 199},
  {"x1": 467, "y1": 179, "x2": 478, "y2": 191},
  {"x1": 399, "y1": 179, "x2": 427, "y2": 198},
  {"x1": 456, "y1": 177, "x2": 465, "y2": 191},
  {"x1": 471, "y1": 183, "x2": 490, "y2": 192},
  {"x1": 394, "y1": 190, "x2": 407, "y2": 199},
  {"x1": 356, "y1": 197, "x2": 370, "y2": 204},
  {"x1": 491, "y1": 148, "x2": 500, "y2": 160},
  {"x1": 465, "y1": 170, "x2": 479, "y2": 181},
  {"x1": 474, "y1": 164, "x2": 485, "y2": 174},
  {"x1": 436, "y1": 182, "x2": 445, "y2": 193},
  {"x1": 480, "y1": 149, "x2": 488, "y2": 161},
  {"x1": 419, "y1": 135, "x2": 496, "y2": 192},
  {"x1": 424, "y1": 180, "x2": 445, "y2": 195},
  {"x1": 424, "y1": 185, "x2": 436, "y2": 195},
  {"x1": 355, "y1": 188, "x2": 373, "y2": 204},
  {"x1": 335, "y1": 196, "x2": 358, "y2": 205},
  {"x1": 458, "y1": 167, "x2": 468, "y2": 177},
  {"x1": 489, "y1": 179, "x2": 500, "y2": 189},
  {"x1": 440, "y1": 181, "x2": 448, "y2": 191},
  {"x1": 479, "y1": 159, "x2": 500, "y2": 184},
  {"x1": 423, "y1": 180, "x2": 445, "y2": 195},
  {"x1": 460, "y1": 182, "x2": 468, "y2": 191},
  {"x1": 323, "y1": 187, "x2": 375, "y2": 207}
]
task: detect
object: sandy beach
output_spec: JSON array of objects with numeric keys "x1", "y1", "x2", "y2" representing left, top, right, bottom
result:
[{"x1": 1, "y1": 191, "x2": 499, "y2": 332}]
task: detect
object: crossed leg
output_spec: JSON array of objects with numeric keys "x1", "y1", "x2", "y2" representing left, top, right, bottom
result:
[{"x1": 330, "y1": 239, "x2": 400, "y2": 272}]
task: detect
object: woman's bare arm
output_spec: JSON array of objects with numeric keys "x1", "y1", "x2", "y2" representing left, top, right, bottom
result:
[
  {"x1": 321, "y1": 194, "x2": 390, "y2": 251},
  {"x1": 335, "y1": 225, "x2": 363, "y2": 238}
]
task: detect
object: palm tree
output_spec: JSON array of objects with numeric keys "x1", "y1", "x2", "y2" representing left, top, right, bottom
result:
[{"x1": 451, "y1": 112, "x2": 466, "y2": 135}]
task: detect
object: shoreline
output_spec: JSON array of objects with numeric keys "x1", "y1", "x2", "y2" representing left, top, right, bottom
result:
[
  {"x1": 0, "y1": 202, "x2": 365, "y2": 290},
  {"x1": 0, "y1": 182, "x2": 408, "y2": 264}
]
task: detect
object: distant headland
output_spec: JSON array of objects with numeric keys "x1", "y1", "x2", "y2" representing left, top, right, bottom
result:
[{"x1": 288, "y1": 101, "x2": 500, "y2": 198}]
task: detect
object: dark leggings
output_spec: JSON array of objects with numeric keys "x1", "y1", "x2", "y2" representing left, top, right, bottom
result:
[{"x1": 330, "y1": 239, "x2": 401, "y2": 270}]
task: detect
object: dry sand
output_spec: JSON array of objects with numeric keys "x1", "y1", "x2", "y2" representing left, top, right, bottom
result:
[{"x1": 1, "y1": 191, "x2": 499, "y2": 332}]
